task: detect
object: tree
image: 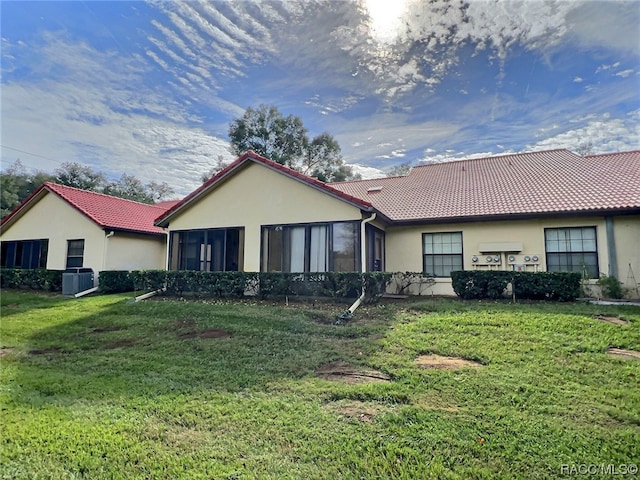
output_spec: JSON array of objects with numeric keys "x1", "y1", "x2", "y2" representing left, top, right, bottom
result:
[
  {"x1": 228, "y1": 104, "x2": 359, "y2": 181},
  {"x1": 54, "y1": 162, "x2": 106, "y2": 191},
  {"x1": 201, "y1": 155, "x2": 231, "y2": 183},
  {"x1": 0, "y1": 160, "x2": 55, "y2": 218},
  {"x1": 146, "y1": 181, "x2": 175, "y2": 202},
  {"x1": 386, "y1": 161, "x2": 412, "y2": 177},
  {"x1": 103, "y1": 174, "x2": 175, "y2": 204},
  {"x1": 575, "y1": 141, "x2": 595, "y2": 157},
  {"x1": 229, "y1": 105, "x2": 307, "y2": 168}
]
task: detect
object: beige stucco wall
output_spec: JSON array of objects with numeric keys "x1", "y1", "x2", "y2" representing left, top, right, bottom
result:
[
  {"x1": 0, "y1": 192, "x2": 105, "y2": 275},
  {"x1": 104, "y1": 232, "x2": 166, "y2": 271},
  {"x1": 167, "y1": 162, "x2": 364, "y2": 271},
  {"x1": 385, "y1": 215, "x2": 640, "y2": 297}
]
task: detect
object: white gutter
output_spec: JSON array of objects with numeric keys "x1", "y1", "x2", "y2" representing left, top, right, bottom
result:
[{"x1": 344, "y1": 212, "x2": 377, "y2": 316}]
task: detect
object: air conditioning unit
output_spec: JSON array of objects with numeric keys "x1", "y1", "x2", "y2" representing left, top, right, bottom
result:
[{"x1": 62, "y1": 268, "x2": 94, "y2": 295}]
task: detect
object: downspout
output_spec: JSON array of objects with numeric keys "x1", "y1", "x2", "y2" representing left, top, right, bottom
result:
[
  {"x1": 341, "y1": 212, "x2": 377, "y2": 319},
  {"x1": 605, "y1": 216, "x2": 618, "y2": 279},
  {"x1": 101, "y1": 231, "x2": 115, "y2": 287},
  {"x1": 164, "y1": 229, "x2": 170, "y2": 270}
]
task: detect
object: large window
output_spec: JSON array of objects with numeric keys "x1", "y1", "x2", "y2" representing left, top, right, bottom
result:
[
  {"x1": 66, "y1": 239, "x2": 85, "y2": 268},
  {"x1": 1, "y1": 239, "x2": 49, "y2": 269},
  {"x1": 262, "y1": 222, "x2": 359, "y2": 273},
  {"x1": 545, "y1": 227, "x2": 598, "y2": 278},
  {"x1": 169, "y1": 228, "x2": 243, "y2": 271},
  {"x1": 423, "y1": 232, "x2": 463, "y2": 277}
]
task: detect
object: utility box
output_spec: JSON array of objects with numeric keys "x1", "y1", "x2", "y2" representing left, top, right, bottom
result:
[{"x1": 62, "y1": 268, "x2": 94, "y2": 295}]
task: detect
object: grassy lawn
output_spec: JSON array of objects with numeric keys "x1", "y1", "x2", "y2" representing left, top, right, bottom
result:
[{"x1": 1, "y1": 291, "x2": 639, "y2": 479}]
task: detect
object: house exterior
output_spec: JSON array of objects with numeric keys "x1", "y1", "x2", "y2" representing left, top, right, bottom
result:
[
  {"x1": 156, "y1": 149, "x2": 640, "y2": 298},
  {"x1": 331, "y1": 149, "x2": 640, "y2": 296},
  {"x1": 155, "y1": 152, "x2": 386, "y2": 275},
  {"x1": 0, "y1": 182, "x2": 172, "y2": 283}
]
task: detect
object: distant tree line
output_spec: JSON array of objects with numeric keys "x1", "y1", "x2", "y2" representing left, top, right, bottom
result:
[{"x1": 0, "y1": 160, "x2": 174, "y2": 218}]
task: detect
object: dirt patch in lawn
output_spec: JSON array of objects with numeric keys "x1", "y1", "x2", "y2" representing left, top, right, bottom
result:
[
  {"x1": 595, "y1": 315, "x2": 629, "y2": 326},
  {"x1": 606, "y1": 348, "x2": 640, "y2": 360},
  {"x1": 332, "y1": 401, "x2": 394, "y2": 423},
  {"x1": 316, "y1": 360, "x2": 391, "y2": 384},
  {"x1": 178, "y1": 329, "x2": 231, "y2": 340},
  {"x1": 415, "y1": 354, "x2": 483, "y2": 370},
  {"x1": 28, "y1": 347, "x2": 62, "y2": 355},
  {"x1": 0, "y1": 347, "x2": 15, "y2": 357}
]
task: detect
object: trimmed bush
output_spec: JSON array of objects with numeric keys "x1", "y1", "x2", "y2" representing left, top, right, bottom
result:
[
  {"x1": 98, "y1": 271, "x2": 135, "y2": 293},
  {"x1": 0, "y1": 268, "x2": 64, "y2": 291},
  {"x1": 98, "y1": 270, "x2": 392, "y2": 302},
  {"x1": 452, "y1": 270, "x2": 581, "y2": 301}
]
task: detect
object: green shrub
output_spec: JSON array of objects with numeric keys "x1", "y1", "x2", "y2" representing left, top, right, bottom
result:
[
  {"x1": 102, "y1": 270, "x2": 392, "y2": 302},
  {"x1": 597, "y1": 275, "x2": 624, "y2": 299},
  {"x1": 451, "y1": 271, "x2": 581, "y2": 301},
  {"x1": 98, "y1": 271, "x2": 135, "y2": 293},
  {"x1": 0, "y1": 268, "x2": 63, "y2": 291}
]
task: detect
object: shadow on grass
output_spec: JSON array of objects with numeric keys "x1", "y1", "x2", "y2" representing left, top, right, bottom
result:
[
  {"x1": 4, "y1": 294, "x2": 398, "y2": 403},
  {"x1": 0, "y1": 289, "x2": 69, "y2": 317}
]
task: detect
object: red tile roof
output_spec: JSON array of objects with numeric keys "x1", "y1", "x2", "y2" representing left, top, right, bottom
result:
[
  {"x1": 1, "y1": 182, "x2": 172, "y2": 235},
  {"x1": 330, "y1": 149, "x2": 640, "y2": 222},
  {"x1": 155, "y1": 150, "x2": 374, "y2": 226}
]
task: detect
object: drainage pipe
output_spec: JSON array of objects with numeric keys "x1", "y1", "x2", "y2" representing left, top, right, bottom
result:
[
  {"x1": 345, "y1": 212, "x2": 377, "y2": 315},
  {"x1": 135, "y1": 288, "x2": 164, "y2": 302},
  {"x1": 74, "y1": 286, "x2": 99, "y2": 298}
]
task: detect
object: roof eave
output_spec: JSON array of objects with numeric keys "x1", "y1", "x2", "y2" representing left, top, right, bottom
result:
[
  {"x1": 388, "y1": 207, "x2": 640, "y2": 226},
  {"x1": 102, "y1": 226, "x2": 167, "y2": 237}
]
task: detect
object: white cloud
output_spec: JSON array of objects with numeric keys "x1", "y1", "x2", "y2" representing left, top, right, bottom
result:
[
  {"x1": 527, "y1": 112, "x2": 640, "y2": 154},
  {"x1": 348, "y1": 163, "x2": 385, "y2": 179},
  {"x1": 418, "y1": 150, "x2": 511, "y2": 164},
  {"x1": 615, "y1": 69, "x2": 634, "y2": 78}
]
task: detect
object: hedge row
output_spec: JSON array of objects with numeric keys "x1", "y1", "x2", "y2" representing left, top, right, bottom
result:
[
  {"x1": 0, "y1": 268, "x2": 64, "y2": 291},
  {"x1": 99, "y1": 270, "x2": 393, "y2": 302},
  {"x1": 451, "y1": 271, "x2": 582, "y2": 301}
]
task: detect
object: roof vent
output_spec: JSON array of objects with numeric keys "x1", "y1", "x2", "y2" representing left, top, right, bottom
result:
[{"x1": 367, "y1": 186, "x2": 383, "y2": 193}]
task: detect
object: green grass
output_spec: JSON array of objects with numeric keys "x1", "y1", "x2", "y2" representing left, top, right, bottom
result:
[{"x1": 1, "y1": 291, "x2": 639, "y2": 479}]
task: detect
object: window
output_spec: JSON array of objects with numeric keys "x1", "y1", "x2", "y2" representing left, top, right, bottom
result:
[
  {"x1": 169, "y1": 228, "x2": 243, "y2": 271},
  {"x1": 423, "y1": 232, "x2": 463, "y2": 277},
  {"x1": 1, "y1": 239, "x2": 49, "y2": 269},
  {"x1": 545, "y1": 227, "x2": 598, "y2": 278},
  {"x1": 66, "y1": 240, "x2": 85, "y2": 268},
  {"x1": 262, "y1": 221, "x2": 360, "y2": 273}
]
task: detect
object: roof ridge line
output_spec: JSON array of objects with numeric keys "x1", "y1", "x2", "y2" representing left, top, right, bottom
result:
[
  {"x1": 44, "y1": 181, "x2": 167, "y2": 209},
  {"x1": 411, "y1": 148, "x2": 576, "y2": 168}
]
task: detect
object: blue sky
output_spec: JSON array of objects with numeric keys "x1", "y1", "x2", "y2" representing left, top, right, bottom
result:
[{"x1": 1, "y1": 1, "x2": 639, "y2": 196}]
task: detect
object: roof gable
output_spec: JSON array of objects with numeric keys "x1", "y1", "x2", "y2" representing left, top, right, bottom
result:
[
  {"x1": 1, "y1": 182, "x2": 171, "y2": 235},
  {"x1": 155, "y1": 151, "x2": 374, "y2": 227},
  {"x1": 330, "y1": 149, "x2": 640, "y2": 222}
]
